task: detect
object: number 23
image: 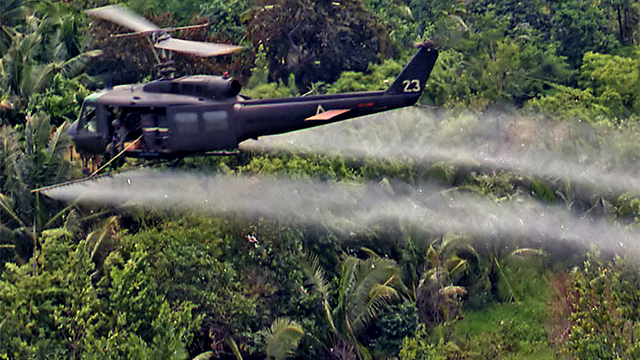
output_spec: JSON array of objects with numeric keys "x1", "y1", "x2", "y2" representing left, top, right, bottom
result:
[{"x1": 402, "y1": 79, "x2": 421, "y2": 93}]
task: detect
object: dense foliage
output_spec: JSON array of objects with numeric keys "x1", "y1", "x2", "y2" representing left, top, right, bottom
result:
[{"x1": 1, "y1": 0, "x2": 639, "y2": 360}]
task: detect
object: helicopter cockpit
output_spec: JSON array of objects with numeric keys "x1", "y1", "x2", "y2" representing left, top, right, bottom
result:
[
  {"x1": 70, "y1": 102, "x2": 109, "y2": 154},
  {"x1": 70, "y1": 98, "x2": 171, "y2": 157}
]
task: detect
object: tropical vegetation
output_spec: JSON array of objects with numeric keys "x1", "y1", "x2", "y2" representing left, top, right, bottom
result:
[{"x1": 1, "y1": 0, "x2": 639, "y2": 359}]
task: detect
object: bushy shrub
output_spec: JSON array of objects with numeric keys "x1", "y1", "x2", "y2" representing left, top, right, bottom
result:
[
  {"x1": 566, "y1": 254, "x2": 640, "y2": 360},
  {"x1": 368, "y1": 300, "x2": 419, "y2": 357}
]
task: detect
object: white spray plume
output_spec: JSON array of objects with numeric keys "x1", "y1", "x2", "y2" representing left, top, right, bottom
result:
[
  {"x1": 45, "y1": 170, "x2": 639, "y2": 259},
  {"x1": 241, "y1": 108, "x2": 640, "y2": 196}
]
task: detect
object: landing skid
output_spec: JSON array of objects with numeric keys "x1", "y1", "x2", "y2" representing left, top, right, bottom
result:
[
  {"x1": 34, "y1": 145, "x2": 241, "y2": 194},
  {"x1": 31, "y1": 168, "x2": 139, "y2": 193},
  {"x1": 124, "y1": 149, "x2": 240, "y2": 159},
  {"x1": 203, "y1": 150, "x2": 240, "y2": 156}
]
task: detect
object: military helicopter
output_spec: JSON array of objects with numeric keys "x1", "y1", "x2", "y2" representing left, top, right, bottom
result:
[{"x1": 69, "y1": 5, "x2": 439, "y2": 162}]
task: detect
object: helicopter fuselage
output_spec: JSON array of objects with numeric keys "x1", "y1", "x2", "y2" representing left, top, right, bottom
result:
[{"x1": 68, "y1": 42, "x2": 438, "y2": 159}]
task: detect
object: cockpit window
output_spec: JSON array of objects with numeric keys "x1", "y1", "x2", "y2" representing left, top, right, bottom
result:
[{"x1": 81, "y1": 105, "x2": 98, "y2": 133}]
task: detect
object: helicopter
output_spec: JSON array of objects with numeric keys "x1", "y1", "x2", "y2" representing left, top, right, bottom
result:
[{"x1": 69, "y1": 5, "x2": 439, "y2": 162}]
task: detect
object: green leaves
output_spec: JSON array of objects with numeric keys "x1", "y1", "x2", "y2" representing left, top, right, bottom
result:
[
  {"x1": 299, "y1": 249, "x2": 405, "y2": 359},
  {"x1": 0, "y1": 2, "x2": 95, "y2": 125},
  {"x1": 566, "y1": 255, "x2": 640, "y2": 360},
  {"x1": 328, "y1": 58, "x2": 403, "y2": 94},
  {"x1": 340, "y1": 256, "x2": 401, "y2": 334},
  {"x1": 264, "y1": 317, "x2": 305, "y2": 360},
  {"x1": 246, "y1": 0, "x2": 391, "y2": 89},
  {"x1": 524, "y1": 49, "x2": 639, "y2": 122},
  {"x1": 550, "y1": 0, "x2": 617, "y2": 67},
  {"x1": 579, "y1": 51, "x2": 639, "y2": 118}
]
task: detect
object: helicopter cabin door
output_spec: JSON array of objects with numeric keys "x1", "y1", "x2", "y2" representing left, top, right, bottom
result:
[{"x1": 165, "y1": 105, "x2": 237, "y2": 153}]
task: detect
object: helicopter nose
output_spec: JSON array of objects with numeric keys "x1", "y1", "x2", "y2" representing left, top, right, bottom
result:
[{"x1": 68, "y1": 120, "x2": 79, "y2": 138}]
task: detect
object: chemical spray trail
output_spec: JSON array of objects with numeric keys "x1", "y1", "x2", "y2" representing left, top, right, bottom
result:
[
  {"x1": 241, "y1": 108, "x2": 640, "y2": 196},
  {"x1": 44, "y1": 170, "x2": 639, "y2": 259}
]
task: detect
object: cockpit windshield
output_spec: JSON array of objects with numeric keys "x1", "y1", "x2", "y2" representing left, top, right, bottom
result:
[{"x1": 80, "y1": 104, "x2": 98, "y2": 133}]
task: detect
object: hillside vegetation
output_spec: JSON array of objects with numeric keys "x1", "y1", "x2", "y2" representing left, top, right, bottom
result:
[{"x1": 1, "y1": 1, "x2": 639, "y2": 359}]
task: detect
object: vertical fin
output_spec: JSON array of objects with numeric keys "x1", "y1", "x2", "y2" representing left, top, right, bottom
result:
[{"x1": 385, "y1": 41, "x2": 439, "y2": 96}]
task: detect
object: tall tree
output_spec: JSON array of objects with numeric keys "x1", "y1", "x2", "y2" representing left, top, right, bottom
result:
[
  {"x1": 602, "y1": 0, "x2": 640, "y2": 45},
  {"x1": 246, "y1": 0, "x2": 392, "y2": 89},
  {"x1": 550, "y1": 0, "x2": 617, "y2": 67}
]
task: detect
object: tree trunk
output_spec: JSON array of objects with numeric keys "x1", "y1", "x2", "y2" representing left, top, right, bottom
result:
[{"x1": 616, "y1": 6, "x2": 625, "y2": 44}]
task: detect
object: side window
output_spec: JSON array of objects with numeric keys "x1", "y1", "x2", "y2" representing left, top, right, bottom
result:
[
  {"x1": 203, "y1": 111, "x2": 229, "y2": 132},
  {"x1": 81, "y1": 105, "x2": 97, "y2": 133},
  {"x1": 174, "y1": 112, "x2": 199, "y2": 133}
]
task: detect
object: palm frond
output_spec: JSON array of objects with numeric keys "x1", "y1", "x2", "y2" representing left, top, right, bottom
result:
[
  {"x1": 18, "y1": 32, "x2": 41, "y2": 65},
  {"x1": 30, "y1": 62, "x2": 57, "y2": 95},
  {"x1": 336, "y1": 255, "x2": 359, "y2": 305},
  {"x1": 462, "y1": 243, "x2": 480, "y2": 259},
  {"x1": 191, "y1": 351, "x2": 214, "y2": 360},
  {"x1": 301, "y1": 252, "x2": 329, "y2": 296},
  {"x1": 0, "y1": 125, "x2": 23, "y2": 181},
  {"x1": 446, "y1": 255, "x2": 469, "y2": 282},
  {"x1": 62, "y1": 208, "x2": 81, "y2": 234},
  {"x1": 426, "y1": 243, "x2": 438, "y2": 267},
  {"x1": 0, "y1": 192, "x2": 25, "y2": 227},
  {"x1": 60, "y1": 50, "x2": 102, "y2": 79},
  {"x1": 264, "y1": 317, "x2": 305, "y2": 360},
  {"x1": 301, "y1": 251, "x2": 336, "y2": 333},
  {"x1": 354, "y1": 340, "x2": 373, "y2": 360},
  {"x1": 42, "y1": 198, "x2": 77, "y2": 230},
  {"x1": 225, "y1": 337, "x2": 244, "y2": 360},
  {"x1": 357, "y1": 280, "x2": 398, "y2": 332},
  {"x1": 28, "y1": 112, "x2": 52, "y2": 152},
  {"x1": 86, "y1": 216, "x2": 117, "y2": 265},
  {"x1": 0, "y1": 0, "x2": 29, "y2": 28},
  {"x1": 18, "y1": 63, "x2": 36, "y2": 97},
  {"x1": 58, "y1": 14, "x2": 84, "y2": 57},
  {"x1": 448, "y1": 14, "x2": 468, "y2": 32},
  {"x1": 493, "y1": 256, "x2": 517, "y2": 302},
  {"x1": 440, "y1": 233, "x2": 471, "y2": 256},
  {"x1": 359, "y1": 247, "x2": 381, "y2": 259},
  {"x1": 345, "y1": 257, "x2": 401, "y2": 334},
  {"x1": 47, "y1": 121, "x2": 71, "y2": 159}
]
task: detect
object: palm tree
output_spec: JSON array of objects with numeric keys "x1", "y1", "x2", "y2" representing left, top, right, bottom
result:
[
  {"x1": 272, "y1": 250, "x2": 404, "y2": 360},
  {"x1": 0, "y1": 4, "x2": 100, "y2": 124},
  {"x1": 415, "y1": 234, "x2": 482, "y2": 326},
  {"x1": 0, "y1": 113, "x2": 77, "y2": 267}
]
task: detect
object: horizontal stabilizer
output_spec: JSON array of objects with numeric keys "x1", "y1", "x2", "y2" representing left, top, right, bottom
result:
[{"x1": 305, "y1": 109, "x2": 351, "y2": 121}]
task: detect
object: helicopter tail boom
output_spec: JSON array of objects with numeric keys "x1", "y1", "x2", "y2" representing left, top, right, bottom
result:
[{"x1": 236, "y1": 42, "x2": 439, "y2": 141}]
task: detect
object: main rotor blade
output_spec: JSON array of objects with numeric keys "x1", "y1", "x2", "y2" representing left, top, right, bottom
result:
[
  {"x1": 155, "y1": 38, "x2": 243, "y2": 57},
  {"x1": 86, "y1": 5, "x2": 160, "y2": 33}
]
